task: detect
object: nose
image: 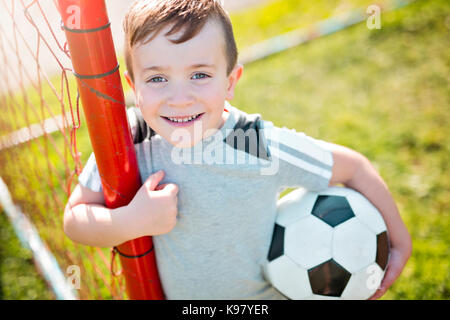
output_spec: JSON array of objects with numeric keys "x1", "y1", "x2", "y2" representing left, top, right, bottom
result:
[{"x1": 166, "y1": 81, "x2": 195, "y2": 108}]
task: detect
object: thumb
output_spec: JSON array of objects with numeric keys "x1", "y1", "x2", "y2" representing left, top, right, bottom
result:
[
  {"x1": 160, "y1": 183, "x2": 179, "y2": 196},
  {"x1": 154, "y1": 183, "x2": 169, "y2": 191},
  {"x1": 143, "y1": 170, "x2": 165, "y2": 191}
]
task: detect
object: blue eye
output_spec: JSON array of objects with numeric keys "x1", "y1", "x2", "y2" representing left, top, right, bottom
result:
[
  {"x1": 148, "y1": 76, "x2": 166, "y2": 83},
  {"x1": 192, "y1": 73, "x2": 210, "y2": 80}
]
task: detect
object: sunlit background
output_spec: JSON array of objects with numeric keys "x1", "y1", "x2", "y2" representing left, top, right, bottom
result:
[{"x1": 0, "y1": 0, "x2": 448, "y2": 300}]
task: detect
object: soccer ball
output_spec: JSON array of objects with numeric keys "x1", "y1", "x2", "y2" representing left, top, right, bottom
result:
[{"x1": 264, "y1": 187, "x2": 390, "y2": 300}]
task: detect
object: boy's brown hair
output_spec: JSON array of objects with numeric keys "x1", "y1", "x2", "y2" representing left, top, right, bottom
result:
[{"x1": 123, "y1": 0, "x2": 238, "y2": 82}]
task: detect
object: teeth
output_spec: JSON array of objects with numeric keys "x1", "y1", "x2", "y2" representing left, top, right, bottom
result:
[{"x1": 167, "y1": 114, "x2": 200, "y2": 123}]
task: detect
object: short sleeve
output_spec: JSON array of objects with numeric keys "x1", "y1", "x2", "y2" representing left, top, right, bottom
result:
[
  {"x1": 260, "y1": 120, "x2": 334, "y2": 191},
  {"x1": 78, "y1": 152, "x2": 102, "y2": 192}
]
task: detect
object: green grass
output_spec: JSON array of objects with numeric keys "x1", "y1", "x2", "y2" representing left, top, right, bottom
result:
[
  {"x1": 231, "y1": 0, "x2": 395, "y2": 49},
  {"x1": 0, "y1": 124, "x2": 120, "y2": 300},
  {"x1": 0, "y1": 211, "x2": 53, "y2": 299},
  {"x1": 0, "y1": 72, "x2": 77, "y2": 136},
  {"x1": 0, "y1": 0, "x2": 448, "y2": 299}
]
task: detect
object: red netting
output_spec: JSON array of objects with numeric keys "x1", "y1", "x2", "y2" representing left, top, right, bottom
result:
[{"x1": 0, "y1": 0, "x2": 126, "y2": 299}]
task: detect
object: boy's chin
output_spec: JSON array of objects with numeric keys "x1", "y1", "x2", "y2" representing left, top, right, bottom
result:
[
  {"x1": 163, "y1": 120, "x2": 210, "y2": 149},
  {"x1": 166, "y1": 132, "x2": 203, "y2": 149}
]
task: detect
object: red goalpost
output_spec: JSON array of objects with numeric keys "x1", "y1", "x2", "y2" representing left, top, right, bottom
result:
[{"x1": 57, "y1": 0, "x2": 164, "y2": 300}]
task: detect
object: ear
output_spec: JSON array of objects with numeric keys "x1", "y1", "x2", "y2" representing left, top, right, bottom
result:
[
  {"x1": 124, "y1": 71, "x2": 135, "y2": 92},
  {"x1": 225, "y1": 63, "x2": 243, "y2": 101}
]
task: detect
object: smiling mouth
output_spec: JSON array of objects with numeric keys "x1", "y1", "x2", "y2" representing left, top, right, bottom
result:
[{"x1": 162, "y1": 113, "x2": 205, "y2": 123}]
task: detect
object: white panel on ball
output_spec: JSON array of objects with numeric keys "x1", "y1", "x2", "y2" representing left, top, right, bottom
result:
[
  {"x1": 306, "y1": 294, "x2": 341, "y2": 300},
  {"x1": 276, "y1": 188, "x2": 317, "y2": 227},
  {"x1": 285, "y1": 216, "x2": 333, "y2": 269},
  {"x1": 264, "y1": 255, "x2": 312, "y2": 299},
  {"x1": 332, "y1": 218, "x2": 377, "y2": 273},
  {"x1": 340, "y1": 263, "x2": 384, "y2": 300},
  {"x1": 346, "y1": 191, "x2": 387, "y2": 235}
]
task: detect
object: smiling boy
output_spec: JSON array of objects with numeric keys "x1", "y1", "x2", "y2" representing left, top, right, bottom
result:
[
  {"x1": 126, "y1": 10, "x2": 238, "y2": 149},
  {"x1": 64, "y1": 0, "x2": 411, "y2": 300}
]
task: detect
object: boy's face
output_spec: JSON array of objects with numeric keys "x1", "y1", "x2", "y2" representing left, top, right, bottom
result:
[{"x1": 126, "y1": 18, "x2": 243, "y2": 148}]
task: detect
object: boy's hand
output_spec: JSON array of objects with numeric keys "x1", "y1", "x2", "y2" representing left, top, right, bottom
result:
[
  {"x1": 369, "y1": 244, "x2": 411, "y2": 300},
  {"x1": 129, "y1": 170, "x2": 179, "y2": 237}
]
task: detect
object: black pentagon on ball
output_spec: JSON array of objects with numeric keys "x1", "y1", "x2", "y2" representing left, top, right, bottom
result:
[
  {"x1": 376, "y1": 231, "x2": 390, "y2": 271},
  {"x1": 267, "y1": 223, "x2": 285, "y2": 261},
  {"x1": 308, "y1": 259, "x2": 352, "y2": 297},
  {"x1": 311, "y1": 195, "x2": 355, "y2": 227}
]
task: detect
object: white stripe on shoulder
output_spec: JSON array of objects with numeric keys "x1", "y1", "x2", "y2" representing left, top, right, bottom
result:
[
  {"x1": 262, "y1": 125, "x2": 333, "y2": 166},
  {"x1": 268, "y1": 145, "x2": 331, "y2": 180}
]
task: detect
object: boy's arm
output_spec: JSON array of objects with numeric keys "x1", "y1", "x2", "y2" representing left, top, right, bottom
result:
[
  {"x1": 64, "y1": 170, "x2": 179, "y2": 248},
  {"x1": 328, "y1": 143, "x2": 412, "y2": 300},
  {"x1": 64, "y1": 184, "x2": 137, "y2": 247}
]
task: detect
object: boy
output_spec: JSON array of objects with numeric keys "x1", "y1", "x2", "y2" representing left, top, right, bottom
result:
[{"x1": 64, "y1": 0, "x2": 411, "y2": 300}]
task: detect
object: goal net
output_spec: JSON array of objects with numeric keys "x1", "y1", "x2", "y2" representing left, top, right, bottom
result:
[{"x1": 0, "y1": 0, "x2": 129, "y2": 299}]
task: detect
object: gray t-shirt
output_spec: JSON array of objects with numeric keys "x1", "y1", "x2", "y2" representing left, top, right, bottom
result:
[{"x1": 78, "y1": 103, "x2": 334, "y2": 299}]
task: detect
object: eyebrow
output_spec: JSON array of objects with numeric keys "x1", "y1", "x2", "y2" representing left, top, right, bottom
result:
[{"x1": 143, "y1": 64, "x2": 216, "y2": 72}]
